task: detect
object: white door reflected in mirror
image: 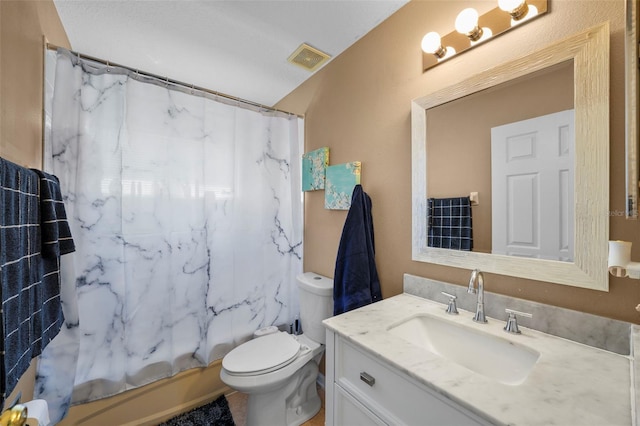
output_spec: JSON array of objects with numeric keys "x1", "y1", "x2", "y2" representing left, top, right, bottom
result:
[{"x1": 491, "y1": 109, "x2": 574, "y2": 261}]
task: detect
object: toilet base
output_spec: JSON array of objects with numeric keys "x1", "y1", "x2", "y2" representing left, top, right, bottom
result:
[{"x1": 246, "y1": 360, "x2": 321, "y2": 426}]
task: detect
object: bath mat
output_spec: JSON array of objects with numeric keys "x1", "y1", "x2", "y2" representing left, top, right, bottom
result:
[{"x1": 158, "y1": 394, "x2": 235, "y2": 426}]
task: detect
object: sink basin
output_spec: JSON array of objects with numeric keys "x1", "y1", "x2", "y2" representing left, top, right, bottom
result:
[{"x1": 388, "y1": 314, "x2": 539, "y2": 385}]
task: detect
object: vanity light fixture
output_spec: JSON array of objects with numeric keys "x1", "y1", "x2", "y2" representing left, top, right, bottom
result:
[
  {"x1": 421, "y1": 0, "x2": 547, "y2": 71},
  {"x1": 607, "y1": 240, "x2": 640, "y2": 279}
]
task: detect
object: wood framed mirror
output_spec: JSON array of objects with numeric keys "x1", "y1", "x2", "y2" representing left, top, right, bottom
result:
[
  {"x1": 626, "y1": 0, "x2": 639, "y2": 219},
  {"x1": 411, "y1": 23, "x2": 610, "y2": 291}
]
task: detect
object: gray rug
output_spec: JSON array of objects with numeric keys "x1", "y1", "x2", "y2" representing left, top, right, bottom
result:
[{"x1": 158, "y1": 395, "x2": 235, "y2": 426}]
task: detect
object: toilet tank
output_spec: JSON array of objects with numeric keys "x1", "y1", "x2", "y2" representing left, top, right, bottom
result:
[{"x1": 296, "y1": 272, "x2": 333, "y2": 345}]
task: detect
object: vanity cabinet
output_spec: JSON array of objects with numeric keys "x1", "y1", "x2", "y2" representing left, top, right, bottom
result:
[{"x1": 325, "y1": 330, "x2": 493, "y2": 426}]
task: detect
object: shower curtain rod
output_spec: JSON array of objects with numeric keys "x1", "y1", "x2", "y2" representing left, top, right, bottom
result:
[{"x1": 45, "y1": 43, "x2": 303, "y2": 119}]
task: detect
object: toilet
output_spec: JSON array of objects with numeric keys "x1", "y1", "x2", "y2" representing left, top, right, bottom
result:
[{"x1": 220, "y1": 272, "x2": 333, "y2": 426}]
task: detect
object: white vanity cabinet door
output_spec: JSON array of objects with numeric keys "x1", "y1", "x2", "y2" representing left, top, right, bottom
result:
[
  {"x1": 334, "y1": 385, "x2": 387, "y2": 425},
  {"x1": 327, "y1": 332, "x2": 491, "y2": 426}
]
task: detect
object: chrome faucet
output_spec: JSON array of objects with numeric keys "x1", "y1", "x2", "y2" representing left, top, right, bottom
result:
[{"x1": 467, "y1": 269, "x2": 487, "y2": 323}]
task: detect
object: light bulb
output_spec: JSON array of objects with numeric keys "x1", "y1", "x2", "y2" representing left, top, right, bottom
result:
[
  {"x1": 498, "y1": 0, "x2": 524, "y2": 11},
  {"x1": 498, "y1": 0, "x2": 530, "y2": 21},
  {"x1": 455, "y1": 8, "x2": 479, "y2": 34},
  {"x1": 455, "y1": 8, "x2": 483, "y2": 41},
  {"x1": 421, "y1": 32, "x2": 446, "y2": 58}
]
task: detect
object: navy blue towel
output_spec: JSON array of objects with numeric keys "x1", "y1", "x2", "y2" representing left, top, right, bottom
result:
[
  {"x1": 30, "y1": 170, "x2": 75, "y2": 258},
  {"x1": 333, "y1": 185, "x2": 382, "y2": 315},
  {"x1": 0, "y1": 158, "x2": 75, "y2": 403},
  {"x1": 0, "y1": 158, "x2": 41, "y2": 402},
  {"x1": 31, "y1": 169, "x2": 75, "y2": 357},
  {"x1": 428, "y1": 196, "x2": 473, "y2": 251}
]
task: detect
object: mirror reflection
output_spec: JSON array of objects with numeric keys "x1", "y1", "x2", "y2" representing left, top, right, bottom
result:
[
  {"x1": 426, "y1": 61, "x2": 574, "y2": 261},
  {"x1": 411, "y1": 23, "x2": 609, "y2": 291}
]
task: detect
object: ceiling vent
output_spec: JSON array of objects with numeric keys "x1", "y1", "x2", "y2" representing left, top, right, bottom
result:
[{"x1": 287, "y1": 43, "x2": 331, "y2": 72}]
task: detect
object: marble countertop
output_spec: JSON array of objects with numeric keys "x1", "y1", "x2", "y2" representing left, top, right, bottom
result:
[{"x1": 323, "y1": 293, "x2": 634, "y2": 426}]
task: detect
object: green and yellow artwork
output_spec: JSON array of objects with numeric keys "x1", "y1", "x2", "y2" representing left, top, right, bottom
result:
[
  {"x1": 325, "y1": 162, "x2": 362, "y2": 210},
  {"x1": 302, "y1": 147, "x2": 329, "y2": 191}
]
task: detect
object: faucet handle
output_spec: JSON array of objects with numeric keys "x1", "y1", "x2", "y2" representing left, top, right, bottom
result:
[
  {"x1": 504, "y1": 308, "x2": 532, "y2": 334},
  {"x1": 441, "y1": 292, "x2": 459, "y2": 315}
]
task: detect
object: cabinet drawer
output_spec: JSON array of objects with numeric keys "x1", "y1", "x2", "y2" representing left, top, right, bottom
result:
[{"x1": 335, "y1": 337, "x2": 488, "y2": 426}]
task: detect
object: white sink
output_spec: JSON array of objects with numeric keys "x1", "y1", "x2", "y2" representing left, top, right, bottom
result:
[{"x1": 387, "y1": 314, "x2": 539, "y2": 386}]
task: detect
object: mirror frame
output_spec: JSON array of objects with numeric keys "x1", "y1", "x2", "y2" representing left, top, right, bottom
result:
[
  {"x1": 626, "y1": 0, "x2": 639, "y2": 219},
  {"x1": 412, "y1": 22, "x2": 610, "y2": 291}
]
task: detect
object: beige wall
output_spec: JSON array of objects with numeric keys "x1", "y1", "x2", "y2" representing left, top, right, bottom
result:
[
  {"x1": 0, "y1": 0, "x2": 69, "y2": 169},
  {"x1": 276, "y1": 0, "x2": 640, "y2": 324}
]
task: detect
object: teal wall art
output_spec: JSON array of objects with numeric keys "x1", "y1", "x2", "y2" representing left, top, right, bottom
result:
[
  {"x1": 302, "y1": 147, "x2": 329, "y2": 191},
  {"x1": 325, "y1": 162, "x2": 362, "y2": 210}
]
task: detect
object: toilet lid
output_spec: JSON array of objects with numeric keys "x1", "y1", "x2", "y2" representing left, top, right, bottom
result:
[{"x1": 222, "y1": 332, "x2": 301, "y2": 375}]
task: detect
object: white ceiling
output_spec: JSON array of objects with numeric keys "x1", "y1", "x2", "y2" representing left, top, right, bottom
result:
[{"x1": 53, "y1": 0, "x2": 409, "y2": 107}]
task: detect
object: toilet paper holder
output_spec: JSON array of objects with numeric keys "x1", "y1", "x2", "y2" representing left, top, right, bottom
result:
[
  {"x1": 0, "y1": 403, "x2": 27, "y2": 426},
  {"x1": 608, "y1": 240, "x2": 640, "y2": 279},
  {"x1": 0, "y1": 394, "x2": 49, "y2": 426}
]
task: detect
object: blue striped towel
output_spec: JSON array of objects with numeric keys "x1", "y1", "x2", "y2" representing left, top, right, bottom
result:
[
  {"x1": 31, "y1": 169, "x2": 75, "y2": 356},
  {"x1": 0, "y1": 158, "x2": 75, "y2": 404}
]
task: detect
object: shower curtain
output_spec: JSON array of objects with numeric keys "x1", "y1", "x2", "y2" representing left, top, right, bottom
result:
[{"x1": 36, "y1": 49, "x2": 303, "y2": 422}]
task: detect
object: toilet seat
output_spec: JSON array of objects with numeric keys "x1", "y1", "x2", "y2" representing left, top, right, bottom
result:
[{"x1": 222, "y1": 332, "x2": 301, "y2": 376}]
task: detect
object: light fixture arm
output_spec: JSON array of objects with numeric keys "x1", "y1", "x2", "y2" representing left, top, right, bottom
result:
[{"x1": 499, "y1": 0, "x2": 530, "y2": 20}]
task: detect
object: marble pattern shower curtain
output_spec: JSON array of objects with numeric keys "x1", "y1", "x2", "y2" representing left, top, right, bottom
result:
[{"x1": 37, "y1": 50, "x2": 303, "y2": 422}]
